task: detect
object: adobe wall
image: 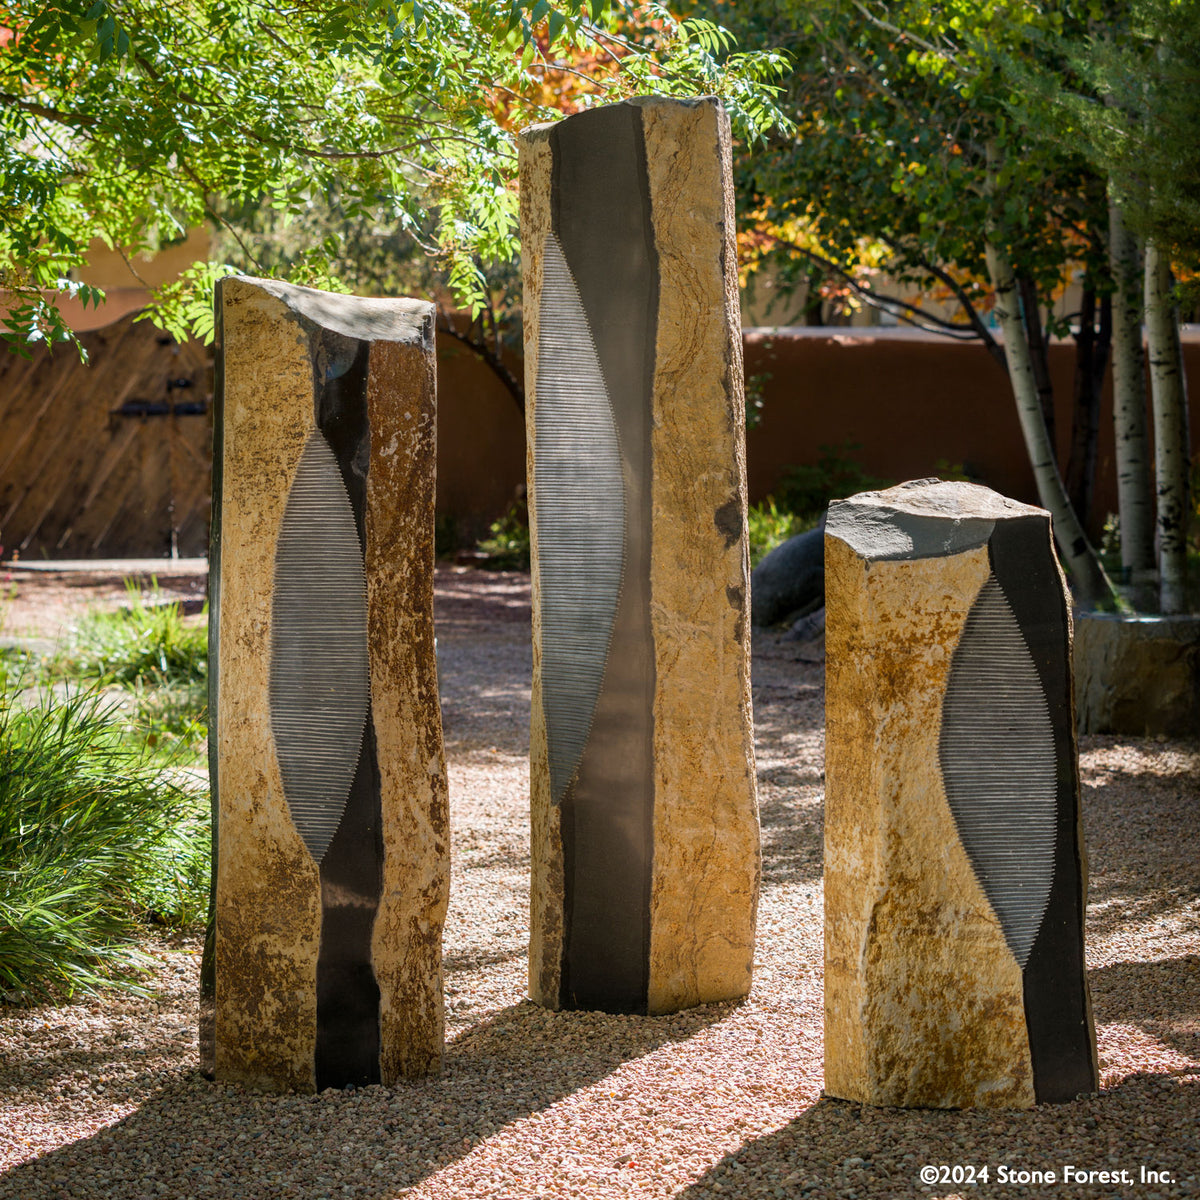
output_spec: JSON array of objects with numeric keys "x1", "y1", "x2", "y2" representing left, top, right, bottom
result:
[
  {"x1": 3, "y1": 315, "x2": 1196, "y2": 557},
  {"x1": 441, "y1": 326, "x2": 1200, "y2": 544},
  {"x1": 743, "y1": 328, "x2": 1200, "y2": 539}
]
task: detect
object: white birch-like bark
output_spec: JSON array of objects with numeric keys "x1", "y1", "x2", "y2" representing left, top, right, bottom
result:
[
  {"x1": 984, "y1": 236, "x2": 1114, "y2": 610},
  {"x1": 1108, "y1": 200, "x2": 1156, "y2": 596},
  {"x1": 982, "y1": 143, "x2": 1114, "y2": 609},
  {"x1": 1145, "y1": 239, "x2": 1193, "y2": 613}
]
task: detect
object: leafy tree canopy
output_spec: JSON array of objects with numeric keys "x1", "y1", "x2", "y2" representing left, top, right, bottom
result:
[
  {"x1": 0, "y1": 0, "x2": 791, "y2": 354},
  {"x1": 695, "y1": 0, "x2": 1114, "y2": 343}
]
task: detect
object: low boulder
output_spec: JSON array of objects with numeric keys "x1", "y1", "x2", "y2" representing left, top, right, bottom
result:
[
  {"x1": 751, "y1": 517, "x2": 825, "y2": 627},
  {"x1": 1074, "y1": 612, "x2": 1200, "y2": 737}
]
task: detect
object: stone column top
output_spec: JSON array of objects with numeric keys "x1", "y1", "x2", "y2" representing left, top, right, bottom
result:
[
  {"x1": 518, "y1": 94, "x2": 724, "y2": 146},
  {"x1": 826, "y1": 478, "x2": 1048, "y2": 562},
  {"x1": 220, "y1": 276, "x2": 434, "y2": 345}
]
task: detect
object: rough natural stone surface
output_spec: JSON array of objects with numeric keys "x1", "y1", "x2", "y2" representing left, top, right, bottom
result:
[
  {"x1": 214, "y1": 278, "x2": 322, "y2": 1093},
  {"x1": 1075, "y1": 612, "x2": 1200, "y2": 737},
  {"x1": 641, "y1": 97, "x2": 758, "y2": 1013},
  {"x1": 824, "y1": 479, "x2": 1097, "y2": 1109},
  {"x1": 365, "y1": 337, "x2": 450, "y2": 1082},
  {"x1": 824, "y1": 535, "x2": 1034, "y2": 1109},
  {"x1": 517, "y1": 126, "x2": 565, "y2": 1012},
  {"x1": 519, "y1": 97, "x2": 758, "y2": 1015},
  {"x1": 213, "y1": 277, "x2": 445, "y2": 1091},
  {"x1": 750, "y1": 518, "x2": 826, "y2": 628}
]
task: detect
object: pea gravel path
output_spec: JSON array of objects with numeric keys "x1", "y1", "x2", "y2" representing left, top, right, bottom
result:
[{"x1": 1, "y1": 567, "x2": 1197, "y2": 1200}]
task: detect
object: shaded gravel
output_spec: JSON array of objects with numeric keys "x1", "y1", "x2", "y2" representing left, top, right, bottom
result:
[{"x1": 1, "y1": 566, "x2": 1197, "y2": 1199}]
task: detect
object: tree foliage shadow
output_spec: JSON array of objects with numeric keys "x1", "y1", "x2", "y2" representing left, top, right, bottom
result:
[
  {"x1": 752, "y1": 658, "x2": 825, "y2": 889},
  {"x1": 0, "y1": 999, "x2": 733, "y2": 1200},
  {"x1": 675, "y1": 953, "x2": 1200, "y2": 1199},
  {"x1": 674, "y1": 1071, "x2": 1200, "y2": 1200},
  {"x1": 756, "y1": 781, "x2": 824, "y2": 889},
  {"x1": 1089, "y1": 953, "x2": 1200, "y2": 1060}
]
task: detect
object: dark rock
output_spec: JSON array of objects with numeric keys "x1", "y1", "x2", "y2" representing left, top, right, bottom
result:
[{"x1": 751, "y1": 516, "x2": 826, "y2": 627}]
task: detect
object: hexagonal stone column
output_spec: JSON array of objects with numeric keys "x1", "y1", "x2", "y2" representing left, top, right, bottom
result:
[
  {"x1": 205, "y1": 276, "x2": 448, "y2": 1091},
  {"x1": 824, "y1": 479, "x2": 1098, "y2": 1107},
  {"x1": 519, "y1": 96, "x2": 759, "y2": 1015}
]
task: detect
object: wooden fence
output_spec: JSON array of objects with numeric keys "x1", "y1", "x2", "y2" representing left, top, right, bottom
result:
[{"x1": 0, "y1": 315, "x2": 212, "y2": 559}]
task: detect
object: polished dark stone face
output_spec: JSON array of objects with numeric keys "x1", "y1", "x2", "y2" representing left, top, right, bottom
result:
[
  {"x1": 987, "y1": 518, "x2": 1096, "y2": 1104},
  {"x1": 307, "y1": 329, "x2": 384, "y2": 1089},
  {"x1": 270, "y1": 429, "x2": 369, "y2": 865},
  {"x1": 940, "y1": 573, "x2": 1057, "y2": 969},
  {"x1": 938, "y1": 517, "x2": 1096, "y2": 1104},
  {"x1": 538, "y1": 103, "x2": 659, "y2": 1013}
]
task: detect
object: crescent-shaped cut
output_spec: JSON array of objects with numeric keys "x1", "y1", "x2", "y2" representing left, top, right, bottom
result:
[
  {"x1": 269, "y1": 430, "x2": 370, "y2": 865},
  {"x1": 535, "y1": 232, "x2": 626, "y2": 807},
  {"x1": 938, "y1": 573, "x2": 1057, "y2": 967}
]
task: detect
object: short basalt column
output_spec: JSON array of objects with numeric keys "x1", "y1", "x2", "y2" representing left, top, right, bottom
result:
[
  {"x1": 824, "y1": 479, "x2": 1098, "y2": 1108},
  {"x1": 519, "y1": 96, "x2": 759, "y2": 1015},
  {"x1": 206, "y1": 276, "x2": 448, "y2": 1092}
]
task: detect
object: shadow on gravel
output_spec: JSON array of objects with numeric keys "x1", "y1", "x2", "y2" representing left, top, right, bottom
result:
[
  {"x1": 757, "y1": 786, "x2": 823, "y2": 888},
  {"x1": 673, "y1": 1070, "x2": 1200, "y2": 1200},
  {"x1": 1089, "y1": 954, "x2": 1200, "y2": 1060},
  {"x1": 0, "y1": 1044, "x2": 179, "y2": 1112},
  {"x1": 443, "y1": 945, "x2": 526, "y2": 973},
  {"x1": 0, "y1": 1000, "x2": 734, "y2": 1200}
]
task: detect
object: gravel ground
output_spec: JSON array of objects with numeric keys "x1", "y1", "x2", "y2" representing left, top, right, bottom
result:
[{"x1": 1, "y1": 566, "x2": 1197, "y2": 1199}]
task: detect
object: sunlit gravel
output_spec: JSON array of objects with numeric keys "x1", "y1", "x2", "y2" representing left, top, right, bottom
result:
[{"x1": 1, "y1": 568, "x2": 1196, "y2": 1199}]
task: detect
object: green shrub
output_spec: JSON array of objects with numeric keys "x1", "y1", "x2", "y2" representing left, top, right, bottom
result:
[
  {"x1": 44, "y1": 581, "x2": 210, "y2": 763},
  {"x1": 59, "y1": 580, "x2": 207, "y2": 689},
  {"x1": 0, "y1": 676, "x2": 210, "y2": 1004},
  {"x1": 773, "y1": 440, "x2": 892, "y2": 520},
  {"x1": 477, "y1": 502, "x2": 531, "y2": 570},
  {"x1": 748, "y1": 498, "x2": 815, "y2": 567}
]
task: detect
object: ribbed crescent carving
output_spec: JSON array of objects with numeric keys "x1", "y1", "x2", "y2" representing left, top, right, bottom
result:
[
  {"x1": 938, "y1": 573, "x2": 1056, "y2": 967},
  {"x1": 269, "y1": 430, "x2": 370, "y2": 864},
  {"x1": 535, "y1": 232, "x2": 625, "y2": 807}
]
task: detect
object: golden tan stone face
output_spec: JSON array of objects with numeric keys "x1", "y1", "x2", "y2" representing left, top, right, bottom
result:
[
  {"x1": 519, "y1": 98, "x2": 758, "y2": 1016},
  {"x1": 213, "y1": 278, "x2": 445, "y2": 1091},
  {"x1": 518, "y1": 129, "x2": 566, "y2": 1011},
  {"x1": 366, "y1": 335, "x2": 448, "y2": 1083},
  {"x1": 643, "y1": 98, "x2": 758, "y2": 1013},
  {"x1": 215, "y1": 278, "x2": 321, "y2": 1093},
  {"x1": 824, "y1": 534, "x2": 1035, "y2": 1109}
]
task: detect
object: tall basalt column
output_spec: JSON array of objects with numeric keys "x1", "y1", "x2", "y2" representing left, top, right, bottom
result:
[
  {"x1": 519, "y1": 96, "x2": 759, "y2": 1016},
  {"x1": 824, "y1": 479, "x2": 1098, "y2": 1109},
  {"x1": 206, "y1": 276, "x2": 448, "y2": 1092}
]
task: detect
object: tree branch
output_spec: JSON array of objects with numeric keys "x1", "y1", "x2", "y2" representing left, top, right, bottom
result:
[
  {"x1": 0, "y1": 92, "x2": 96, "y2": 128},
  {"x1": 878, "y1": 234, "x2": 1007, "y2": 369},
  {"x1": 435, "y1": 307, "x2": 524, "y2": 414},
  {"x1": 763, "y1": 235, "x2": 995, "y2": 346}
]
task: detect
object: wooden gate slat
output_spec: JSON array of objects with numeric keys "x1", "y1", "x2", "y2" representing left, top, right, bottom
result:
[{"x1": 0, "y1": 312, "x2": 212, "y2": 559}]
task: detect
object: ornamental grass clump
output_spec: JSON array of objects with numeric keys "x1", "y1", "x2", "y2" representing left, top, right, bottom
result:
[
  {"x1": 63, "y1": 580, "x2": 207, "y2": 689},
  {"x1": 0, "y1": 676, "x2": 210, "y2": 1004}
]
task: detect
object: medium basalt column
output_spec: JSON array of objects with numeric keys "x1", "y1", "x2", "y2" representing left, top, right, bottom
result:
[
  {"x1": 519, "y1": 96, "x2": 759, "y2": 1016},
  {"x1": 206, "y1": 276, "x2": 448, "y2": 1092},
  {"x1": 824, "y1": 479, "x2": 1098, "y2": 1108}
]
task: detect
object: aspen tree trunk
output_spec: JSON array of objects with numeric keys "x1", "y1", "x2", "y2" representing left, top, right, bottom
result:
[
  {"x1": 984, "y1": 241, "x2": 1115, "y2": 609},
  {"x1": 984, "y1": 144, "x2": 1115, "y2": 610},
  {"x1": 1065, "y1": 289, "x2": 1110, "y2": 527},
  {"x1": 1145, "y1": 239, "x2": 1193, "y2": 613},
  {"x1": 1108, "y1": 200, "x2": 1156, "y2": 603}
]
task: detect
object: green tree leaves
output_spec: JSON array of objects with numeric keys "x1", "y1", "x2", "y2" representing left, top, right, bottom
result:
[{"x1": 1, "y1": 0, "x2": 789, "y2": 346}]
